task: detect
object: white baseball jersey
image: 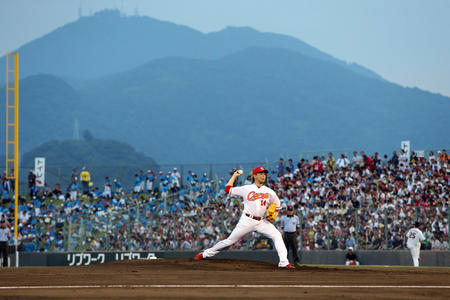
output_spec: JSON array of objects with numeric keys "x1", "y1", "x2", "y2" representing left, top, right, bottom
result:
[
  {"x1": 406, "y1": 228, "x2": 425, "y2": 248},
  {"x1": 229, "y1": 184, "x2": 281, "y2": 217}
]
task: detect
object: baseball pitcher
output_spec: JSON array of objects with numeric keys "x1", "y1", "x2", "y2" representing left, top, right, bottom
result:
[{"x1": 194, "y1": 166, "x2": 295, "y2": 268}]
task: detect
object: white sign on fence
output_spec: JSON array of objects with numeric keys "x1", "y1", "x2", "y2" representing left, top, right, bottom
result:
[
  {"x1": 415, "y1": 150, "x2": 425, "y2": 158},
  {"x1": 401, "y1": 141, "x2": 410, "y2": 159},
  {"x1": 34, "y1": 157, "x2": 45, "y2": 187}
]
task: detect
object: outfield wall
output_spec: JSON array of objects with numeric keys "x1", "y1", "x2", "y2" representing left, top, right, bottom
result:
[{"x1": 2, "y1": 250, "x2": 449, "y2": 267}]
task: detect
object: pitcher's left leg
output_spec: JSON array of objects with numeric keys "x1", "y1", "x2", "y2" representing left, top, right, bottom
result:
[{"x1": 257, "y1": 221, "x2": 289, "y2": 267}]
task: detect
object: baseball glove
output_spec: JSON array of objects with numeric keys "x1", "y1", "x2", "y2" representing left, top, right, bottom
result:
[{"x1": 265, "y1": 203, "x2": 279, "y2": 222}]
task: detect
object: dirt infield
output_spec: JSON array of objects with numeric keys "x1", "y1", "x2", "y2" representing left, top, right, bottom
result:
[{"x1": 0, "y1": 258, "x2": 449, "y2": 299}]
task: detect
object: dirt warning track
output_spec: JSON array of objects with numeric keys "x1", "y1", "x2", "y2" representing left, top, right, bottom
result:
[{"x1": 0, "y1": 258, "x2": 449, "y2": 299}]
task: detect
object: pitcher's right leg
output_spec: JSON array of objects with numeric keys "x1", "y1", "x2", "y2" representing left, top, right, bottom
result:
[{"x1": 202, "y1": 217, "x2": 255, "y2": 258}]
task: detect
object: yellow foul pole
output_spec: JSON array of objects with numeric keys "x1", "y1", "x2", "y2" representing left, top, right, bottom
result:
[
  {"x1": 14, "y1": 53, "x2": 19, "y2": 268},
  {"x1": 5, "y1": 53, "x2": 19, "y2": 267}
]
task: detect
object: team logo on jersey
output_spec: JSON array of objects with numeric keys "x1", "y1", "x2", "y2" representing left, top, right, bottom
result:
[{"x1": 247, "y1": 191, "x2": 269, "y2": 201}]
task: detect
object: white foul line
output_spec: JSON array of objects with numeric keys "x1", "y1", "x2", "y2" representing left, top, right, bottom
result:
[{"x1": 0, "y1": 285, "x2": 449, "y2": 289}]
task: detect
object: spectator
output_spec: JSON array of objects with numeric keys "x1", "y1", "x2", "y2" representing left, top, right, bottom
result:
[
  {"x1": 439, "y1": 149, "x2": 449, "y2": 164},
  {"x1": 27, "y1": 170, "x2": 36, "y2": 193},
  {"x1": 139, "y1": 170, "x2": 146, "y2": 193},
  {"x1": 173, "y1": 168, "x2": 181, "y2": 185},
  {"x1": 440, "y1": 237, "x2": 449, "y2": 251},
  {"x1": 326, "y1": 153, "x2": 335, "y2": 170},
  {"x1": 399, "y1": 150, "x2": 408, "y2": 172},
  {"x1": 102, "y1": 177, "x2": 112, "y2": 199},
  {"x1": 50, "y1": 183, "x2": 62, "y2": 199},
  {"x1": 329, "y1": 234, "x2": 338, "y2": 250},
  {"x1": 382, "y1": 154, "x2": 389, "y2": 167},
  {"x1": 69, "y1": 181, "x2": 78, "y2": 201},
  {"x1": 146, "y1": 170, "x2": 155, "y2": 194},
  {"x1": 352, "y1": 151, "x2": 362, "y2": 168},
  {"x1": 287, "y1": 159, "x2": 295, "y2": 173},
  {"x1": 311, "y1": 156, "x2": 323, "y2": 174},
  {"x1": 315, "y1": 233, "x2": 326, "y2": 249},
  {"x1": 80, "y1": 167, "x2": 91, "y2": 195},
  {"x1": 390, "y1": 151, "x2": 399, "y2": 166},
  {"x1": 277, "y1": 158, "x2": 285, "y2": 176},
  {"x1": 431, "y1": 235, "x2": 443, "y2": 250},
  {"x1": 428, "y1": 151, "x2": 436, "y2": 164},
  {"x1": 391, "y1": 234, "x2": 403, "y2": 250},
  {"x1": 113, "y1": 179, "x2": 123, "y2": 195},
  {"x1": 134, "y1": 173, "x2": 141, "y2": 193},
  {"x1": 345, "y1": 234, "x2": 356, "y2": 249},
  {"x1": 336, "y1": 154, "x2": 350, "y2": 169},
  {"x1": 70, "y1": 168, "x2": 79, "y2": 184}
]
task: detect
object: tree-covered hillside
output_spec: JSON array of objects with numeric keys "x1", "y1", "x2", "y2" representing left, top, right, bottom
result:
[{"x1": 21, "y1": 131, "x2": 159, "y2": 189}]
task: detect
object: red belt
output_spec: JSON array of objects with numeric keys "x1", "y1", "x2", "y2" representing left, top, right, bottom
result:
[{"x1": 245, "y1": 213, "x2": 262, "y2": 221}]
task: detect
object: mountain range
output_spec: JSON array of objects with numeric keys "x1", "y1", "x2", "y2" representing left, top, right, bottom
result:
[
  {"x1": 0, "y1": 9, "x2": 381, "y2": 84},
  {"x1": 0, "y1": 9, "x2": 449, "y2": 164}
]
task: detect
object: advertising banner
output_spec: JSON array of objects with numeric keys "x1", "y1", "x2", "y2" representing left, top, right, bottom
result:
[{"x1": 34, "y1": 157, "x2": 46, "y2": 187}]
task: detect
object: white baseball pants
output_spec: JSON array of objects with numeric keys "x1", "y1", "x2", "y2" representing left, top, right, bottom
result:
[
  {"x1": 202, "y1": 214, "x2": 289, "y2": 267},
  {"x1": 408, "y1": 245, "x2": 421, "y2": 267}
]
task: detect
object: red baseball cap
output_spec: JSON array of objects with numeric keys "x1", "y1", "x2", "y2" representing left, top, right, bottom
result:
[{"x1": 252, "y1": 166, "x2": 268, "y2": 175}]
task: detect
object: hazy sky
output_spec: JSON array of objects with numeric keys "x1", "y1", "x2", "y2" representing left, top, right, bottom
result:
[{"x1": 1, "y1": 0, "x2": 449, "y2": 96}]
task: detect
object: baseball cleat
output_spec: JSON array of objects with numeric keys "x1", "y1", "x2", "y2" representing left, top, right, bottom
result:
[
  {"x1": 280, "y1": 264, "x2": 295, "y2": 269},
  {"x1": 194, "y1": 251, "x2": 204, "y2": 261}
]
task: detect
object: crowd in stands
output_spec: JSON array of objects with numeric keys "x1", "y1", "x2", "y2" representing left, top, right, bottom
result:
[{"x1": 0, "y1": 149, "x2": 449, "y2": 253}]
